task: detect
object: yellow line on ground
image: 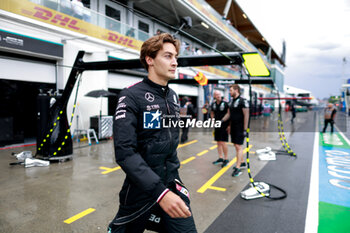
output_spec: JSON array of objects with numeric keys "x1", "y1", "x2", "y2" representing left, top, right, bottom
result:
[
  {"x1": 197, "y1": 157, "x2": 236, "y2": 193},
  {"x1": 177, "y1": 140, "x2": 198, "y2": 149},
  {"x1": 100, "y1": 166, "x2": 121, "y2": 174},
  {"x1": 100, "y1": 139, "x2": 200, "y2": 173},
  {"x1": 197, "y1": 150, "x2": 209, "y2": 156},
  {"x1": 208, "y1": 186, "x2": 226, "y2": 192},
  {"x1": 181, "y1": 156, "x2": 196, "y2": 165},
  {"x1": 209, "y1": 145, "x2": 217, "y2": 150},
  {"x1": 64, "y1": 208, "x2": 96, "y2": 224},
  {"x1": 197, "y1": 145, "x2": 252, "y2": 193}
]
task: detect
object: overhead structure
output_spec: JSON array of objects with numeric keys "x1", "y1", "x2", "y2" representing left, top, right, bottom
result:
[
  {"x1": 206, "y1": 0, "x2": 285, "y2": 66},
  {"x1": 36, "y1": 51, "x2": 272, "y2": 158}
]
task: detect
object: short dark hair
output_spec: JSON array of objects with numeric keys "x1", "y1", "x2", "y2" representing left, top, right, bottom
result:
[
  {"x1": 230, "y1": 84, "x2": 241, "y2": 94},
  {"x1": 140, "y1": 33, "x2": 180, "y2": 71}
]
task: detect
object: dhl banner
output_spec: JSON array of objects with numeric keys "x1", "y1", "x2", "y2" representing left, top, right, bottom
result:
[
  {"x1": 0, "y1": 0, "x2": 143, "y2": 50},
  {"x1": 0, "y1": 0, "x2": 246, "y2": 79}
]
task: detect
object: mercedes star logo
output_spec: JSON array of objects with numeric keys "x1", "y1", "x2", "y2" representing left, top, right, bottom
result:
[{"x1": 145, "y1": 92, "x2": 155, "y2": 102}]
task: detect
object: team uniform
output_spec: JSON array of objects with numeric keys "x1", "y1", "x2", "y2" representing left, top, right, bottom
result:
[
  {"x1": 109, "y1": 78, "x2": 197, "y2": 233},
  {"x1": 211, "y1": 101, "x2": 229, "y2": 142},
  {"x1": 229, "y1": 95, "x2": 249, "y2": 145},
  {"x1": 179, "y1": 100, "x2": 195, "y2": 143}
]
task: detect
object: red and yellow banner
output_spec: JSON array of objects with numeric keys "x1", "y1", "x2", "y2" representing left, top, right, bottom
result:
[
  {"x1": 0, "y1": 0, "x2": 143, "y2": 50},
  {"x1": 0, "y1": 0, "x2": 246, "y2": 79},
  {"x1": 194, "y1": 71, "x2": 208, "y2": 86}
]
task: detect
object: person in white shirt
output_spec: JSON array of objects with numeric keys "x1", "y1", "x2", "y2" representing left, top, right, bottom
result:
[{"x1": 71, "y1": 0, "x2": 84, "y2": 20}]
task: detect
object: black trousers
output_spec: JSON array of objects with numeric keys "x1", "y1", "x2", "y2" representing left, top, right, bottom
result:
[
  {"x1": 181, "y1": 127, "x2": 189, "y2": 143},
  {"x1": 323, "y1": 119, "x2": 334, "y2": 133},
  {"x1": 108, "y1": 181, "x2": 197, "y2": 233},
  {"x1": 108, "y1": 206, "x2": 197, "y2": 233}
]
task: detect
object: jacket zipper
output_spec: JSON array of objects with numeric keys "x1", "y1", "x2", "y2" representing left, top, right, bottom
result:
[
  {"x1": 164, "y1": 93, "x2": 173, "y2": 152},
  {"x1": 124, "y1": 184, "x2": 130, "y2": 205}
]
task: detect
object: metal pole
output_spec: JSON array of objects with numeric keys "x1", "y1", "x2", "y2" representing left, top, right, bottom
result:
[{"x1": 223, "y1": 0, "x2": 233, "y2": 19}]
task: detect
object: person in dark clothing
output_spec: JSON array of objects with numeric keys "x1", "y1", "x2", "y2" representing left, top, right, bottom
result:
[
  {"x1": 222, "y1": 84, "x2": 249, "y2": 177},
  {"x1": 202, "y1": 101, "x2": 210, "y2": 121},
  {"x1": 179, "y1": 97, "x2": 195, "y2": 143},
  {"x1": 211, "y1": 90, "x2": 230, "y2": 167},
  {"x1": 290, "y1": 102, "x2": 296, "y2": 123},
  {"x1": 108, "y1": 33, "x2": 197, "y2": 233},
  {"x1": 322, "y1": 103, "x2": 337, "y2": 133}
]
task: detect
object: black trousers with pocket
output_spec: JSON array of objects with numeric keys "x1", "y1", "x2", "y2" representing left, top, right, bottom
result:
[{"x1": 108, "y1": 181, "x2": 197, "y2": 233}]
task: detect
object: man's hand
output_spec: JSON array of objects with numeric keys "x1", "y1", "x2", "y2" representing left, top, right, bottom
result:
[
  {"x1": 243, "y1": 130, "x2": 248, "y2": 137},
  {"x1": 159, "y1": 191, "x2": 191, "y2": 218},
  {"x1": 226, "y1": 125, "x2": 231, "y2": 134}
]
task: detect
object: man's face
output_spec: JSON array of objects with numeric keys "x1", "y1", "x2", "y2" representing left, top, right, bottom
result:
[
  {"x1": 147, "y1": 42, "x2": 178, "y2": 81},
  {"x1": 229, "y1": 87, "x2": 237, "y2": 97},
  {"x1": 214, "y1": 91, "x2": 221, "y2": 102}
]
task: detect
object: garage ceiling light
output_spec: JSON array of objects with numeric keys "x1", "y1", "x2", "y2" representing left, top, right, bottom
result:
[{"x1": 201, "y1": 21, "x2": 209, "y2": 29}]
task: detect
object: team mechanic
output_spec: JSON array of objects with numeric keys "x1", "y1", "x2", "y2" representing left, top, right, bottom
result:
[{"x1": 108, "y1": 33, "x2": 197, "y2": 233}]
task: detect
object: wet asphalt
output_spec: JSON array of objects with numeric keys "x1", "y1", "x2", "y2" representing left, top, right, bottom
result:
[{"x1": 0, "y1": 111, "x2": 317, "y2": 233}]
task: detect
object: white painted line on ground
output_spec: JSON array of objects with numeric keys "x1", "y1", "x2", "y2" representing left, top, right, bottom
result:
[
  {"x1": 335, "y1": 124, "x2": 350, "y2": 146},
  {"x1": 304, "y1": 115, "x2": 319, "y2": 233}
]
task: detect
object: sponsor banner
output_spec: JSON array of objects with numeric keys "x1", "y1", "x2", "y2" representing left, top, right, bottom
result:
[
  {"x1": 319, "y1": 132, "x2": 349, "y2": 149},
  {"x1": 318, "y1": 132, "x2": 350, "y2": 232},
  {"x1": 319, "y1": 145, "x2": 350, "y2": 207},
  {"x1": 0, "y1": 0, "x2": 142, "y2": 51},
  {"x1": 0, "y1": 0, "x2": 258, "y2": 79},
  {"x1": 0, "y1": 28, "x2": 63, "y2": 58}
]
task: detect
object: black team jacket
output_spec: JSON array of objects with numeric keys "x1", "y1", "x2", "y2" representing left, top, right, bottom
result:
[{"x1": 113, "y1": 77, "x2": 181, "y2": 219}]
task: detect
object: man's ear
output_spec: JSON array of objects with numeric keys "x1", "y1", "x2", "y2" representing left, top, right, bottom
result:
[{"x1": 145, "y1": 56, "x2": 153, "y2": 67}]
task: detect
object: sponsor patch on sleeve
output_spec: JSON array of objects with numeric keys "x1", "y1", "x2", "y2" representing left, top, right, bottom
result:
[
  {"x1": 115, "y1": 113, "x2": 126, "y2": 120},
  {"x1": 176, "y1": 183, "x2": 190, "y2": 198},
  {"x1": 116, "y1": 102, "x2": 126, "y2": 110},
  {"x1": 118, "y1": 96, "x2": 126, "y2": 103}
]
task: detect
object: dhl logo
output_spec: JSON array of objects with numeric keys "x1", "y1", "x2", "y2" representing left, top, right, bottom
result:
[
  {"x1": 105, "y1": 32, "x2": 136, "y2": 48},
  {"x1": 29, "y1": 7, "x2": 138, "y2": 49},
  {"x1": 31, "y1": 6, "x2": 81, "y2": 31}
]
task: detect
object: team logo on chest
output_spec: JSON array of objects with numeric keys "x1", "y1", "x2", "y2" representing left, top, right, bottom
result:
[
  {"x1": 233, "y1": 99, "x2": 240, "y2": 108},
  {"x1": 220, "y1": 102, "x2": 225, "y2": 111},
  {"x1": 145, "y1": 92, "x2": 155, "y2": 102}
]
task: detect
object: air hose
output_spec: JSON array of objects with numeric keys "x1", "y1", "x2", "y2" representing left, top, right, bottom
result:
[
  {"x1": 275, "y1": 85, "x2": 297, "y2": 157},
  {"x1": 244, "y1": 76, "x2": 287, "y2": 200}
]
